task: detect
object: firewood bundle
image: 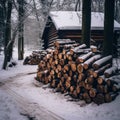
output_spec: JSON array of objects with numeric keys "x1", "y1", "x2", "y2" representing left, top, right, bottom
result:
[
  {"x1": 23, "y1": 50, "x2": 47, "y2": 65},
  {"x1": 35, "y1": 39, "x2": 120, "y2": 105}
]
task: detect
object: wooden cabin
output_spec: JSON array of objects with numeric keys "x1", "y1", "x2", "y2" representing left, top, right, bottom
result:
[{"x1": 42, "y1": 11, "x2": 120, "y2": 49}]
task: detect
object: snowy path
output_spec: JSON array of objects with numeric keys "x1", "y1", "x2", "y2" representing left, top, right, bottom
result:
[{"x1": 0, "y1": 73, "x2": 64, "y2": 120}]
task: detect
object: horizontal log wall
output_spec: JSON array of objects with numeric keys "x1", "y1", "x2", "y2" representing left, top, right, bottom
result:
[{"x1": 59, "y1": 30, "x2": 104, "y2": 42}]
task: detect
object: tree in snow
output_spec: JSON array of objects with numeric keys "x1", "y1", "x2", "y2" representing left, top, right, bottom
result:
[
  {"x1": 2, "y1": 0, "x2": 13, "y2": 69},
  {"x1": 17, "y1": 0, "x2": 25, "y2": 60},
  {"x1": 103, "y1": 0, "x2": 115, "y2": 56},
  {"x1": 81, "y1": 0, "x2": 91, "y2": 48}
]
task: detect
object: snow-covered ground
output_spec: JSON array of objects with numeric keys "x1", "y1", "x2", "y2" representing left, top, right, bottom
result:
[{"x1": 0, "y1": 47, "x2": 120, "y2": 120}]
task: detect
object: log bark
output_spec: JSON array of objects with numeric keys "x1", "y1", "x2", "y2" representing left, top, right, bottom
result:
[
  {"x1": 70, "y1": 44, "x2": 86, "y2": 55},
  {"x1": 83, "y1": 54, "x2": 101, "y2": 69},
  {"x1": 105, "y1": 93, "x2": 118, "y2": 103},
  {"x1": 93, "y1": 64, "x2": 111, "y2": 78},
  {"x1": 77, "y1": 52, "x2": 93, "y2": 63},
  {"x1": 92, "y1": 55, "x2": 112, "y2": 70},
  {"x1": 104, "y1": 66, "x2": 118, "y2": 78},
  {"x1": 54, "y1": 39, "x2": 76, "y2": 48}
]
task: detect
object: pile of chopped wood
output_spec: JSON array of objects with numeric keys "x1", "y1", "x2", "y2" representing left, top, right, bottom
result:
[
  {"x1": 23, "y1": 50, "x2": 47, "y2": 65},
  {"x1": 35, "y1": 39, "x2": 120, "y2": 105}
]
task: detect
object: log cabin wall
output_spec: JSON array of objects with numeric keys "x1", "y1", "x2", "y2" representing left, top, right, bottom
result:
[
  {"x1": 48, "y1": 23, "x2": 59, "y2": 47},
  {"x1": 58, "y1": 30, "x2": 82, "y2": 43},
  {"x1": 58, "y1": 30, "x2": 104, "y2": 43},
  {"x1": 42, "y1": 19, "x2": 59, "y2": 49}
]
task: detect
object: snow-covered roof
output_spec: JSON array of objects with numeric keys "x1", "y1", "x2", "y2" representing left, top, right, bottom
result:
[{"x1": 49, "y1": 11, "x2": 120, "y2": 30}]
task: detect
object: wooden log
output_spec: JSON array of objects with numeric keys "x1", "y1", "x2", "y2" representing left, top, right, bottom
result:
[
  {"x1": 70, "y1": 62, "x2": 77, "y2": 72},
  {"x1": 76, "y1": 86, "x2": 81, "y2": 94},
  {"x1": 58, "y1": 53, "x2": 63, "y2": 59},
  {"x1": 103, "y1": 79, "x2": 118, "y2": 90},
  {"x1": 97, "y1": 85, "x2": 108, "y2": 94},
  {"x1": 64, "y1": 43, "x2": 79, "y2": 50},
  {"x1": 59, "y1": 59, "x2": 65, "y2": 66},
  {"x1": 77, "y1": 73, "x2": 85, "y2": 82},
  {"x1": 103, "y1": 85, "x2": 108, "y2": 94},
  {"x1": 65, "y1": 81, "x2": 71, "y2": 90},
  {"x1": 53, "y1": 49, "x2": 59, "y2": 55},
  {"x1": 86, "y1": 69, "x2": 94, "y2": 76},
  {"x1": 93, "y1": 64, "x2": 111, "y2": 78},
  {"x1": 85, "y1": 83, "x2": 92, "y2": 90},
  {"x1": 78, "y1": 81, "x2": 85, "y2": 88},
  {"x1": 93, "y1": 93, "x2": 105, "y2": 105},
  {"x1": 92, "y1": 55, "x2": 112, "y2": 70},
  {"x1": 63, "y1": 73, "x2": 69, "y2": 79},
  {"x1": 77, "y1": 52, "x2": 93, "y2": 63},
  {"x1": 57, "y1": 72, "x2": 62, "y2": 78},
  {"x1": 77, "y1": 64, "x2": 83, "y2": 73},
  {"x1": 73, "y1": 74, "x2": 78, "y2": 82},
  {"x1": 50, "y1": 70, "x2": 55, "y2": 76},
  {"x1": 90, "y1": 45, "x2": 97, "y2": 53},
  {"x1": 70, "y1": 44, "x2": 87, "y2": 55},
  {"x1": 112, "y1": 84, "x2": 120, "y2": 92},
  {"x1": 70, "y1": 86, "x2": 75, "y2": 93},
  {"x1": 57, "y1": 64, "x2": 62, "y2": 72},
  {"x1": 62, "y1": 49, "x2": 67, "y2": 55},
  {"x1": 38, "y1": 60, "x2": 46, "y2": 69},
  {"x1": 89, "y1": 88, "x2": 97, "y2": 98},
  {"x1": 64, "y1": 64, "x2": 70, "y2": 72},
  {"x1": 61, "y1": 77, "x2": 65, "y2": 83},
  {"x1": 68, "y1": 70, "x2": 73, "y2": 77},
  {"x1": 54, "y1": 39, "x2": 76, "y2": 48},
  {"x1": 66, "y1": 52, "x2": 72, "y2": 61},
  {"x1": 105, "y1": 93, "x2": 119, "y2": 103},
  {"x1": 72, "y1": 90, "x2": 78, "y2": 98},
  {"x1": 83, "y1": 54, "x2": 101, "y2": 70},
  {"x1": 104, "y1": 66, "x2": 118, "y2": 78},
  {"x1": 70, "y1": 48, "x2": 91, "y2": 55},
  {"x1": 85, "y1": 75, "x2": 94, "y2": 85},
  {"x1": 50, "y1": 79, "x2": 60, "y2": 88},
  {"x1": 23, "y1": 56, "x2": 30, "y2": 65},
  {"x1": 82, "y1": 92, "x2": 92, "y2": 103},
  {"x1": 97, "y1": 75, "x2": 105, "y2": 85},
  {"x1": 37, "y1": 70, "x2": 49, "y2": 79}
]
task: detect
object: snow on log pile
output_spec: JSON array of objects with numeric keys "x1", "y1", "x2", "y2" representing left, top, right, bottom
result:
[
  {"x1": 35, "y1": 39, "x2": 120, "y2": 105},
  {"x1": 23, "y1": 50, "x2": 48, "y2": 65}
]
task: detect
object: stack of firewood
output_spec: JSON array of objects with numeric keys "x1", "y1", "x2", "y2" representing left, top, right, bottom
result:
[
  {"x1": 35, "y1": 39, "x2": 120, "y2": 105},
  {"x1": 23, "y1": 50, "x2": 48, "y2": 65}
]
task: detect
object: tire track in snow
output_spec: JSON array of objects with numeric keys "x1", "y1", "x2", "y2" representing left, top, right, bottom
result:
[{"x1": 0, "y1": 74, "x2": 64, "y2": 120}]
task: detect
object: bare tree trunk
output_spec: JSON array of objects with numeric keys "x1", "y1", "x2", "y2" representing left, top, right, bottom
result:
[
  {"x1": 0, "y1": 1, "x2": 5, "y2": 47},
  {"x1": 75, "y1": 0, "x2": 81, "y2": 11},
  {"x1": 103, "y1": 0, "x2": 115, "y2": 56},
  {"x1": 81, "y1": 0, "x2": 91, "y2": 48},
  {"x1": 2, "y1": 1, "x2": 12, "y2": 69},
  {"x1": 18, "y1": 0, "x2": 24, "y2": 60}
]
